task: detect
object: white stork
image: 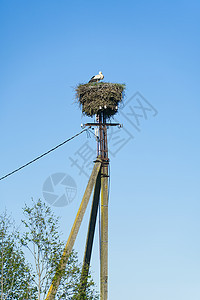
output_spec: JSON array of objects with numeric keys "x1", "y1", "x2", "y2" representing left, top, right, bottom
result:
[{"x1": 89, "y1": 71, "x2": 104, "y2": 83}]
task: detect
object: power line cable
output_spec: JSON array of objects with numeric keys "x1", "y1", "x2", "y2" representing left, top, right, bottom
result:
[{"x1": 0, "y1": 128, "x2": 88, "y2": 181}]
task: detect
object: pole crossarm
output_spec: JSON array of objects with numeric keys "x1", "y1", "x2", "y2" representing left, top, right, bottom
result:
[
  {"x1": 82, "y1": 122, "x2": 122, "y2": 128},
  {"x1": 45, "y1": 159, "x2": 102, "y2": 300}
]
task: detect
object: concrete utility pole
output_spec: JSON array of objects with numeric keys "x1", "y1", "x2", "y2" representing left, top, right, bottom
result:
[
  {"x1": 45, "y1": 112, "x2": 120, "y2": 300},
  {"x1": 99, "y1": 112, "x2": 109, "y2": 300}
]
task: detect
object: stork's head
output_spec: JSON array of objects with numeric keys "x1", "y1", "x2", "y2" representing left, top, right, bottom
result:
[{"x1": 99, "y1": 71, "x2": 102, "y2": 74}]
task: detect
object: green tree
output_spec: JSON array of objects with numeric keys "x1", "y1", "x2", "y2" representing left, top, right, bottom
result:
[
  {"x1": 20, "y1": 199, "x2": 99, "y2": 300},
  {"x1": 0, "y1": 211, "x2": 36, "y2": 300}
]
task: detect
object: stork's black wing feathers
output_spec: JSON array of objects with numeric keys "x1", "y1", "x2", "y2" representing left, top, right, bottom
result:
[{"x1": 89, "y1": 76, "x2": 96, "y2": 83}]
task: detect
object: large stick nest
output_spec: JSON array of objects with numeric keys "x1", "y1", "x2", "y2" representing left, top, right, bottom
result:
[{"x1": 75, "y1": 82, "x2": 125, "y2": 117}]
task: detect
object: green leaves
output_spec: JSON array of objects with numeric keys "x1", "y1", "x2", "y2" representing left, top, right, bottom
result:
[
  {"x1": 0, "y1": 211, "x2": 37, "y2": 299},
  {"x1": 1, "y1": 200, "x2": 99, "y2": 299}
]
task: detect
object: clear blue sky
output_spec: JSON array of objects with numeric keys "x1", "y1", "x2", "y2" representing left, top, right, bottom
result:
[{"x1": 1, "y1": 1, "x2": 200, "y2": 299}]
